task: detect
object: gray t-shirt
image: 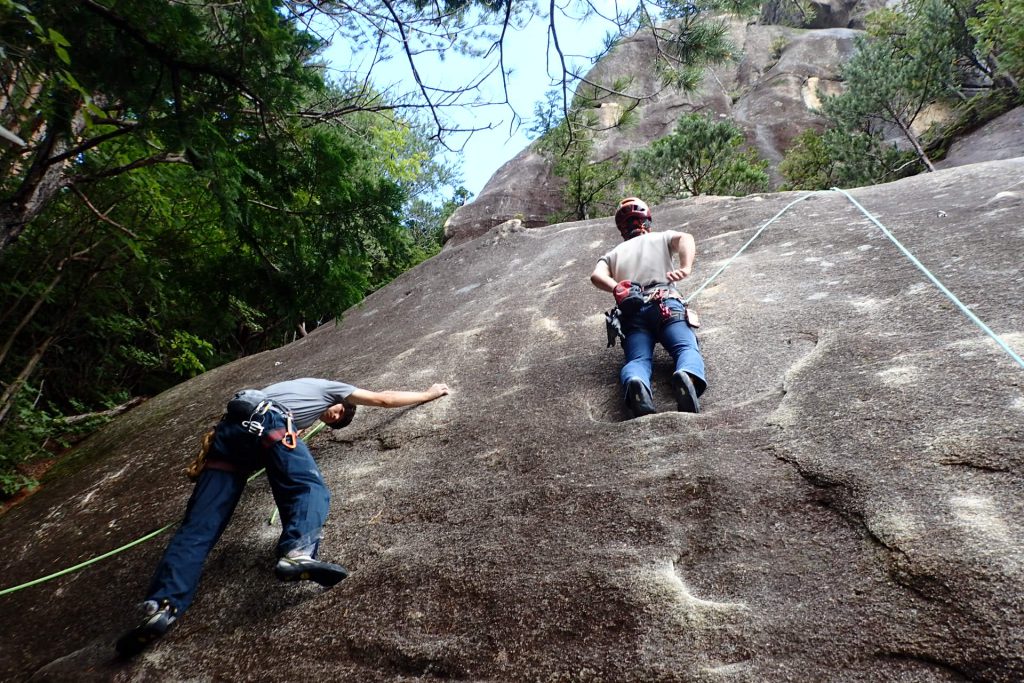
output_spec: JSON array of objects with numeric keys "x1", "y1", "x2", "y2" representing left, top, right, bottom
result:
[
  {"x1": 598, "y1": 230, "x2": 680, "y2": 287},
  {"x1": 262, "y1": 378, "x2": 358, "y2": 429}
]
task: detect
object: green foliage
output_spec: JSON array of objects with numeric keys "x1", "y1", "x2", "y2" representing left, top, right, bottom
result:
[
  {"x1": 825, "y1": 27, "x2": 955, "y2": 133},
  {"x1": 778, "y1": 128, "x2": 915, "y2": 190},
  {"x1": 530, "y1": 6, "x2": 737, "y2": 220},
  {"x1": 770, "y1": 36, "x2": 789, "y2": 61},
  {"x1": 695, "y1": 0, "x2": 763, "y2": 18},
  {"x1": 534, "y1": 103, "x2": 629, "y2": 222},
  {"x1": 651, "y1": 11, "x2": 733, "y2": 91},
  {"x1": 789, "y1": 0, "x2": 1023, "y2": 187},
  {"x1": 629, "y1": 114, "x2": 769, "y2": 200},
  {"x1": 0, "y1": 387, "x2": 48, "y2": 495},
  {"x1": 0, "y1": 383, "x2": 117, "y2": 495},
  {"x1": 819, "y1": 0, "x2": 959, "y2": 173},
  {"x1": 403, "y1": 187, "x2": 472, "y2": 253},
  {"x1": 169, "y1": 331, "x2": 215, "y2": 378},
  {"x1": 970, "y1": 0, "x2": 1024, "y2": 86},
  {"x1": 778, "y1": 130, "x2": 836, "y2": 190},
  {"x1": 0, "y1": 1, "x2": 465, "y2": 496}
]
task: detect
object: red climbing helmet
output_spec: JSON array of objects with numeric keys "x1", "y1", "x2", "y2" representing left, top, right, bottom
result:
[{"x1": 615, "y1": 197, "x2": 652, "y2": 239}]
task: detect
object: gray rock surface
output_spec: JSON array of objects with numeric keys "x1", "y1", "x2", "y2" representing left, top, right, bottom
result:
[
  {"x1": 445, "y1": 21, "x2": 858, "y2": 247},
  {"x1": 1, "y1": 159, "x2": 1023, "y2": 681},
  {"x1": 442, "y1": 147, "x2": 561, "y2": 247},
  {"x1": 938, "y1": 106, "x2": 1024, "y2": 170}
]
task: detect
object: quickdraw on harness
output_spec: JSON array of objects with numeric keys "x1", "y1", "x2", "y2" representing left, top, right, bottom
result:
[
  {"x1": 605, "y1": 282, "x2": 699, "y2": 348},
  {"x1": 240, "y1": 400, "x2": 298, "y2": 449},
  {"x1": 184, "y1": 390, "x2": 298, "y2": 480}
]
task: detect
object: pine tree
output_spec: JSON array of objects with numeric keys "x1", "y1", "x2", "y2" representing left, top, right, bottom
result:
[
  {"x1": 629, "y1": 114, "x2": 769, "y2": 199},
  {"x1": 821, "y1": 0, "x2": 958, "y2": 173}
]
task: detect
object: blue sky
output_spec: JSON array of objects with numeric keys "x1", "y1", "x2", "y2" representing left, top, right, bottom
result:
[{"x1": 322, "y1": 4, "x2": 625, "y2": 198}]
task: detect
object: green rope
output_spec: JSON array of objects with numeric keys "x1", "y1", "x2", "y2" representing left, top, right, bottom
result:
[
  {"x1": 832, "y1": 187, "x2": 1024, "y2": 370},
  {"x1": 684, "y1": 192, "x2": 818, "y2": 304},
  {"x1": 0, "y1": 523, "x2": 175, "y2": 597},
  {"x1": 0, "y1": 421, "x2": 328, "y2": 597}
]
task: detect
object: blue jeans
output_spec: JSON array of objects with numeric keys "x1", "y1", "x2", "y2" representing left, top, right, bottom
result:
[
  {"x1": 145, "y1": 411, "x2": 330, "y2": 615},
  {"x1": 620, "y1": 298, "x2": 707, "y2": 398}
]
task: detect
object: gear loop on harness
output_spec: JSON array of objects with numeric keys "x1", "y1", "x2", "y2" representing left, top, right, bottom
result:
[{"x1": 605, "y1": 282, "x2": 694, "y2": 347}]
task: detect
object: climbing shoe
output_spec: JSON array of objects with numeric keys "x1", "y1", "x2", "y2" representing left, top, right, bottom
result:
[
  {"x1": 275, "y1": 556, "x2": 349, "y2": 587},
  {"x1": 115, "y1": 599, "x2": 176, "y2": 658},
  {"x1": 624, "y1": 378, "x2": 657, "y2": 418},
  {"x1": 671, "y1": 371, "x2": 701, "y2": 414}
]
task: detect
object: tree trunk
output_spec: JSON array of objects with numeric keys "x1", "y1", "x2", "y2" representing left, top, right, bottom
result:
[
  {"x1": 0, "y1": 129, "x2": 70, "y2": 251},
  {"x1": 59, "y1": 396, "x2": 146, "y2": 426},
  {"x1": 0, "y1": 334, "x2": 56, "y2": 427},
  {"x1": 0, "y1": 97, "x2": 85, "y2": 253},
  {"x1": 895, "y1": 115, "x2": 936, "y2": 172}
]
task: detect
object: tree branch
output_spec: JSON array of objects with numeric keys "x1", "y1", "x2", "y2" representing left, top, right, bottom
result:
[
  {"x1": 71, "y1": 152, "x2": 189, "y2": 184},
  {"x1": 70, "y1": 186, "x2": 139, "y2": 238}
]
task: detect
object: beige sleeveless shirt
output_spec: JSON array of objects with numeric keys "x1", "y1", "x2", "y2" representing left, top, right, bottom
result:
[{"x1": 598, "y1": 230, "x2": 680, "y2": 288}]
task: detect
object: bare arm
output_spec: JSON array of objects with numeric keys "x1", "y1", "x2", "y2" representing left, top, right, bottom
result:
[
  {"x1": 347, "y1": 384, "x2": 450, "y2": 408},
  {"x1": 590, "y1": 260, "x2": 618, "y2": 293},
  {"x1": 666, "y1": 231, "x2": 696, "y2": 282}
]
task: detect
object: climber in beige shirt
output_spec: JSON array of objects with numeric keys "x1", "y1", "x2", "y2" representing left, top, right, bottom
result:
[{"x1": 590, "y1": 197, "x2": 707, "y2": 417}]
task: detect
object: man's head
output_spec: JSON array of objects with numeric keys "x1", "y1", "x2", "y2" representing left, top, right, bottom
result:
[
  {"x1": 321, "y1": 400, "x2": 357, "y2": 429},
  {"x1": 615, "y1": 197, "x2": 652, "y2": 240}
]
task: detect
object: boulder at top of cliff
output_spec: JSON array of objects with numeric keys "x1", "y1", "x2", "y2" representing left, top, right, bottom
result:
[
  {"x1": 441, "y1": 146, "x2": 561, "y2": 247},
  {"x1": 444, "y1": 20, "x2": 859, "y2": 246},
  {"x1": 1, "y1": 158, "x2": 1022, "y2": 682}
]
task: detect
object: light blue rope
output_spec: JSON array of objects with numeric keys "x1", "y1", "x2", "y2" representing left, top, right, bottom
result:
[
  {"x1": 684, "y1": 192, "x2": 817, "y2": 303},
  {"x1": 832, "y1": 186, "x2": 1024, "y2": 370}
]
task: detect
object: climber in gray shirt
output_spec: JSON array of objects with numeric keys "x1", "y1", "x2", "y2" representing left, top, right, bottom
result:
[
  {"x1": 116, "y1": 376, "x2": 450, "y2": 658},
  {"x1": 263, "y1": 377, "x2": 359, "y2": 429}
]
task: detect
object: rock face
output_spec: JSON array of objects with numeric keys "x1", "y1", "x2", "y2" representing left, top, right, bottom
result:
[
  {"x1": 442, "y1": 147, "x2": 562, "y2": 247},
  {"x1": 938, "y1": 106, "x2": 1024, "y2": 169},
  {"x1": 2, "y1": 158, "x2": 1023, "y2": 681},
  {"x1": 444, "y1": 20, "x2": 858, "y2": 247}
]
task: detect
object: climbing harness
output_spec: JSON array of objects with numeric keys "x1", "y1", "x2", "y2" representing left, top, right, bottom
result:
[
  {"x1": 0, "y1": 421, "x2": 328, "y2": 597},
  {"x1": 605, "y1": 282, "x2": 695, "y2": 347},
  {"x1": 184, "y1": 401, "x2": 298, "y2": 481}
]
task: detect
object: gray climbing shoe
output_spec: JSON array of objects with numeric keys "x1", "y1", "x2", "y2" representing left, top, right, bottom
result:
[
  {"x1": 115, "y1": 599, "x2": 176, "y2": 657},
  {"x1": 275, "y1": 556, "x2": 349, "y2": 587},
  {"x1": 671, "y1": 371, "x2": 700, "y2": 414}
]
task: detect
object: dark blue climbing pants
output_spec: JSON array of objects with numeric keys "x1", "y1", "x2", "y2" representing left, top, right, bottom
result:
[
  {"x1": 145, "y1": 410, "x2": 330, "y2": 615},
  {"x1": 620, "y1": 297, "x2": 707, "y2": 398}
]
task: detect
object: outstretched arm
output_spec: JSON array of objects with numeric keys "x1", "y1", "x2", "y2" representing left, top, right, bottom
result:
[
  {"x1": 666, "y1": 231, "x2": 696, "y2": 282},
  {"x1": 347, "y1": 384, "x2": 450, "y2": 408}
]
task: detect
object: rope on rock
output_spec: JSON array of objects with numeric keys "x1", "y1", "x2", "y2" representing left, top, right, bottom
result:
[
  {"x1": 6, "y1": 184, "x2": 1022, "y2": 599},
  {"x1": 0, "y1": 421, "x2": 328, "y2": 597},
  {"x1": 684, "y1": 192, "x2": 818, "y2": 304},
  {"x1": 832, "y1": 186, "x2": 1024, "y2": 370}
]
